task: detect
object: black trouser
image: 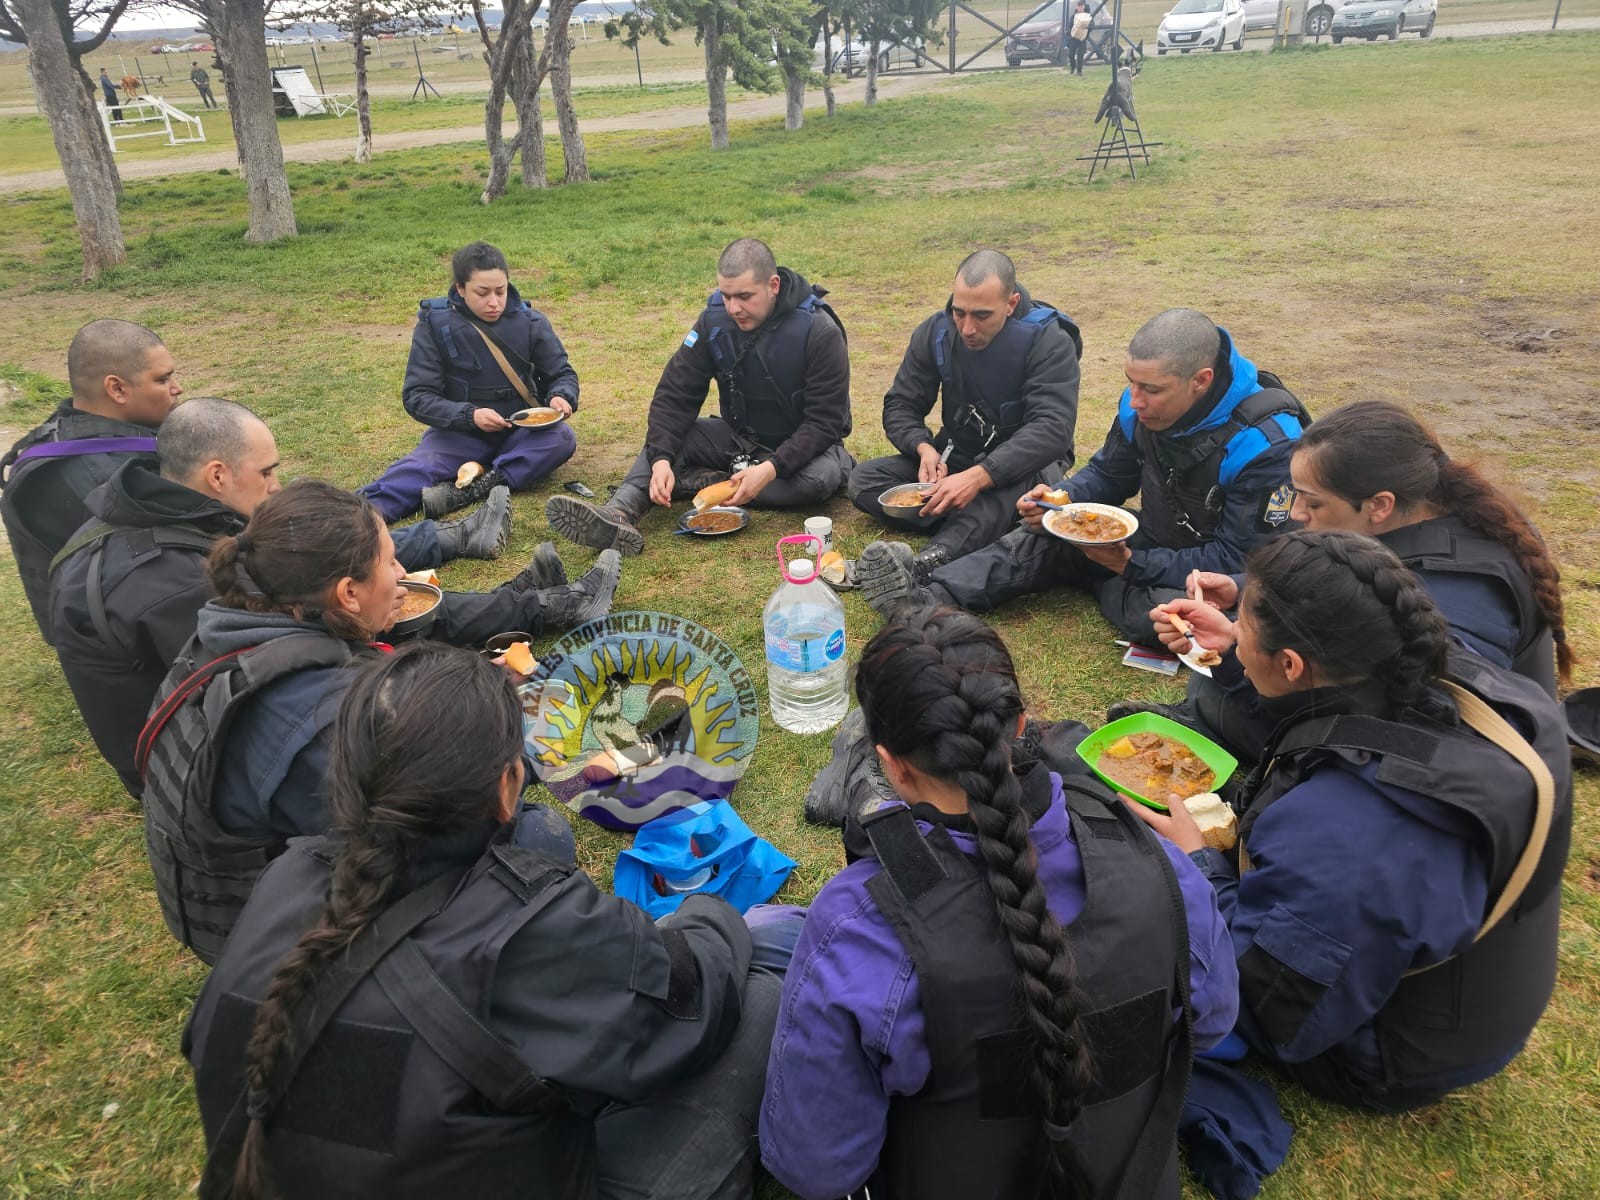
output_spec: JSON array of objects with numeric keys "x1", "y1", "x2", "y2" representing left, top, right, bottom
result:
[
  {"x1": 929, "y1": 523, "x2": 1184, "y2": 644},
  {"x1": 847, "y1": 452, "x2": 1069, "y2": 562},
  {"x1": 1067, "y1": 36, "x2": 1087, "y2": 71},
  {"x1": 623, "y1": 418, "x2": 853, "y2": 508}
]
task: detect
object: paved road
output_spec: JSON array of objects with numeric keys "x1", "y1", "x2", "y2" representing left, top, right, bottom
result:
[{"x1": 2, "y1": 18, "x2": 1594, "y2": 194}]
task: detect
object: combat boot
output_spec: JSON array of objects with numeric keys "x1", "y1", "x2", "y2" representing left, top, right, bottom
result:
[
  {"x1": 546, "y1": 482, "x2": 649, "y2": 556},
  {"x1": 857, "y1": 540, "x2": 936, "y2": 619},
  {"x1": 910, "y1": 543, "x2": 952, "y2": 585},
  {"x1": 532, "y1": 549, "x2": 623, "y2": 631},
  {"x1": 421, "y1": 468, "x2": 509, "y2": 519},
  {"x1": 505, "y1": 541, "x2": 569, "y2": 593},
  {"x1": 433, "y1": 485, "x2": 512, "y2": 560}
]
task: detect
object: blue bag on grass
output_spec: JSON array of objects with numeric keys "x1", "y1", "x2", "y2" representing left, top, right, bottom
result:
[{"x1": 615, "y1": 800, "x2": 797, "y2": 920}]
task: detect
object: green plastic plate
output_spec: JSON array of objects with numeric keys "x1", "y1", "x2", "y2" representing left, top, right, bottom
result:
[{"x1": 1075, "y1": 712, "x2": 1238, "y2": 813}]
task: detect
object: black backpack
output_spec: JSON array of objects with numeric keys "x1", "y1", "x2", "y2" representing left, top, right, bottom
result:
[{"x1": 136, "y1": 633, "x2": 355, "y2": 964}]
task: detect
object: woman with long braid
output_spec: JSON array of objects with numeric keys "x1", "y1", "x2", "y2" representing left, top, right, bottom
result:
[
  {"x1": 187, "y1": 642, "x2": 783, "y2": 1200},
  {"x1": 1139, "y1": 530, "x2": 1572, "y2": 1111},
  {"x1": 761, "y1": 607, "x2": 1237, "y2": 1200}
]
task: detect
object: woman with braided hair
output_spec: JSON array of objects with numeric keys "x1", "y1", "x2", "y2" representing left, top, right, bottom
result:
[
  {"x1": 1290, "y1": 399, "x2": 1571, "y2": 693},
  {"x1": 186, "y1": 641, "x2": 784, "y2": 1200},
  {"x1": 761, "y1": 607, "x2": 1237, "y2": 1200},
  {"x1": 1140, "y1": 530, "x2": 1572, "y2": 1112}
]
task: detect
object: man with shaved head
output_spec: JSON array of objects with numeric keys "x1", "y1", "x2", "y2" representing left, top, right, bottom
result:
[
  {"x1": 859, "y1": 308, "x2": 1309, "y2": 642},
  {"x1": 2, "y1": 319, "x2": 180, "y2": 640},
  {"x1": 547, "y1": 236, "x2": 852, "y2": 555},
  {"x1": 49, "y1": 398, "x2": 597, "y2": 794},
  {"x1": 848, "y1": 249, "x2": 1082, "y2": 580}
]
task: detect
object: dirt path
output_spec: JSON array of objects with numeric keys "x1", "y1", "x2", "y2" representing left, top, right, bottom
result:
[{"x1": 0, "y1": 72, "x2": 951, "y2": 195}]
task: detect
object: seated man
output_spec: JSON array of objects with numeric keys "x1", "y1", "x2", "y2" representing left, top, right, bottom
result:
[
  {"x1": 3, "y1": 321, "x2": 513, "y2": 646},
  {"x1": 847, "y1": 248, "x2": 1080, "y2": 578},
  {"x1": 547, "y1": 237, "x2": 852, "y2": 556},
  {"x1": 858, "y1": 308, "x2": 1307, "y2": 643},
  {"x1": 49, "y1": 398, "x2": 612, "y2": 796},
  {"x1": 358, "y1": 240, "x2": 580, "y2": 521},
  {"x1": 2, "y1": 319, "x2": 179, "y2": 642}
]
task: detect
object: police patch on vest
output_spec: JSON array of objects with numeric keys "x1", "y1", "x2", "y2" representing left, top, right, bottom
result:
[
  {"x1": 683, "y1": 329, "x2": 699, "y2": 348},
  {"x1": 522, "y1": 612, "x2": 759, "y2": 830},
  {"x1": 1261, "y1": 484, "x2": 1296, "y2": 528}
]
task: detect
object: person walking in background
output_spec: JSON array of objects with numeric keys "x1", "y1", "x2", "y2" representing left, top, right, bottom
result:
[
  {"x1": 1067, "y1": 1, "x2": 1094, "y2": 74},
  {"x1": 189, "y1": 61, "x2": 218, "y2": 109},
  {"x1": 98, "y1": 69, "x2": 122, "y2": 119}
]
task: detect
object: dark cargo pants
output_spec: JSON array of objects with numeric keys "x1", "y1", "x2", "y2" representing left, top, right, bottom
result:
[{"x1": 625, "y1": 418, "x2": 853, "y2": 509}]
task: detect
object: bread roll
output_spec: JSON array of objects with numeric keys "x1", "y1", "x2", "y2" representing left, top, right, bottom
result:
[
  {"x1": 1182, "y1": 791, "x2": 1237, "y2": 852},
  {"x1": 818, "y1": 551, "x2": 847, "y2": 585},
  {"x1": 456, "y1": 461, "x2": 487, "y2": 488},
  {"x1": 1043, "y1": 488, "x2": 1070, "y2": 506},
  {"x1": 404, "y1": 568, "x2": 441, "y2": 588},
  {"x1": 692, "y1": 479, "x2": 738, "y2": 510},
  {"x1": 502, "y1": 641, "x2": 536, "y2": 676}
]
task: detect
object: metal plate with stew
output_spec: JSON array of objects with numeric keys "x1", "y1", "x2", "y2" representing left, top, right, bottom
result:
[
  {"x1": 1042, "y1": 502, "x2": 1139, "y2": 546},
  {"x1": 510, "y1": 406, "x2": 566, "y2": 427},
  {"x1": 676, "y1": 505, "x2": 750, "y2": 537}
]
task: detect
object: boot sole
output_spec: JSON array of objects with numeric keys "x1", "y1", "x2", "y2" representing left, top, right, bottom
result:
[
  {"x1": 858, "y1": 542, "x2": 917, "y2": 616},
  {"x1": 546, "y1": 496, "x2": 644, "y2": 557}
]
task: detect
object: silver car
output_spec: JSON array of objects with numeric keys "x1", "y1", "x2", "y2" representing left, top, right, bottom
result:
[{"x1": 1330, "y1": 0, "x2": 1438, "y2": 39}]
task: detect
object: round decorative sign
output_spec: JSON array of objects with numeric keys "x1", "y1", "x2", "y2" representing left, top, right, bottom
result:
[{"x1": 521, "y1": 612, "x2": 761, "y2": 830}]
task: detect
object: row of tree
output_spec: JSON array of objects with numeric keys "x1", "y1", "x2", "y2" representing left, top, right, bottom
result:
[{"x1": 1, "y1": 0, "x2": 944, "y2": 282}]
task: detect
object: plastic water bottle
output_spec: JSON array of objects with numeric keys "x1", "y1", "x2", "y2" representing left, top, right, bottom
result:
[{"x1": 765, "y1": 535, "x2": 848, "y2": 734}]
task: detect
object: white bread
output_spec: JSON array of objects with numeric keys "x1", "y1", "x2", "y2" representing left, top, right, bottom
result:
[
  {"x1": 455, "y1": 461, "x2": 486, "y2": 488},
  {"x1": 1182, "y1": 791, "x2": 1237, "y2": 852},
  {"x1": 404, "y1": 568, "x2": 441, "y2": 587},
  {"x1": 818, "y1": 550, "x2": 847, "y2": 585},
  {"x1": 693, "y1": 479, "x2": 738, "y2": 510},
  {"x1": 1042, "y1": 488, "x2": 1071, "y2": 506}
]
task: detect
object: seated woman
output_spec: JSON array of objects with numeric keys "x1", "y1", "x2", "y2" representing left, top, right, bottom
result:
[
  {"x1": 761, "y1": 607, "x2": 1238, "y2": 1200},
  {"x1": 139, "y1": 479, "x2": 610, "y2": 962},
  {"x1": 358, "y1": 240, "x2": 580, "y2": 521},
  {"x1": 1158, "y1": 399, "x2": 1572, "y2": 758},
  {"x1": 1141, "y1": 530, "x2": 1572, "y2": 1112},
  {"x1": 186, "y1": 641, "x2": 780, "y2": 1200}
]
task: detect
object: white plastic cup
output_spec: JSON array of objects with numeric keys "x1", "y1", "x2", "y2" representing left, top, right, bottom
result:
[{"x1": 804, "y1": 516, "x2": 833, "y2": 555}]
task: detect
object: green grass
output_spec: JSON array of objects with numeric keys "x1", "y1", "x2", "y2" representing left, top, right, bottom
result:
[{"x1": 3, "y1": 31, "x2": 1600, "y2": 1199}]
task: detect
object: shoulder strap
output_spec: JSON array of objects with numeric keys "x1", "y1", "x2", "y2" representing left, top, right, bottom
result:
[
  {"x1": 1019, "y1": 302, "x2": 1084, "y2": 359},
  {"x1": 464, "y1": 322, "x2": 533, "y2": 406},
  {"x1": 1435, "y1": 680, "x2": 1555, "y2": 946},
  {"x1": 50, "y1": 520, "x2": 216, "y2": 576},
  {"x1": 197, "y1": 868, "x2": 466, "y2": 1199},
  {"x1": 860, "y1": 805, "x2": 948, "y2": 904},
  {"x1": 1162, "y1": 387, "x2": 1305, "y2": 475}
]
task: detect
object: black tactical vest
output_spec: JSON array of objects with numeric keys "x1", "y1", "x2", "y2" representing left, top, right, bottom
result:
[
  {"x1": 138, "y1": 632, "x2": 357, "y2": 964},
  {"x1": 860, "y1": 777, "x2": 1192, "y2": 1200},
  {"x1": 1134, "y1": 378, "x2": 1308, "y2": 549},
  {"x1": 931, "y1": 302, "x2": 1082, "y2": 461},
  {"x1": 1239, "y1": 653, "x2": 1571, "y2": 1095},
  {"x1": 419, "y1": 296, "x2": 540, "y2": 408},
  {"x1": 702, "y1": 286, "x2": 850, "y2": 450},
  {"x1": 188, "y1": 836, "x2": 597, "y2": 1200},
  {"x1": 1380, "y1": 515, "x2": 1553, "y2": 696}
]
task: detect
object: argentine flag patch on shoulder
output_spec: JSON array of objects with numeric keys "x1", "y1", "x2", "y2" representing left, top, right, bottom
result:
[{"x1": 683, "y1": 329, "x2": 699, "y2": 347}]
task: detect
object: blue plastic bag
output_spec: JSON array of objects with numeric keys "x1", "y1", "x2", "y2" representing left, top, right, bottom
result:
[{"x1": 614, "y1": 800, "x2": 797, "y2": 920}]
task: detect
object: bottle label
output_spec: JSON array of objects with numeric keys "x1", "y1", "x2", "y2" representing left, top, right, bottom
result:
[{"x1": 766, "y1": 618, "x2": 845, "y2": 673}]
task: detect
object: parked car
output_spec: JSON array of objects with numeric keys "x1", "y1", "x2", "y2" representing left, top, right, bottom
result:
[
  {"x1": 824, "y1": 35, "x2": 926, "y2": 76},
  {"x1": 1005, "y1": 3, "x2": 1112, "y2": 67},
  {"x1": 1157, "y1": 0, "x2": 1246, "y2": 53},
  {"x1": 1240, "y1": 0, "x2": 1284, "y2": 31},
  {"x1": 1301, "y1": 0, "x2": 1360, "y2": 34},
  {"x1": 1330, "y1": 0, "x2": 1436, "y2": 39}
]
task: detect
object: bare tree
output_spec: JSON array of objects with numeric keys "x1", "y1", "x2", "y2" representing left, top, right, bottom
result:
[
  {"x1": 0, "y1": 0, "x2": 128, "y2": 279},
  {"x1": 540, "y1": 0, "x2": 587, "y2": 182},
  {"x1": 177, "y1": 0, "x2": 298, "y2": 241}
]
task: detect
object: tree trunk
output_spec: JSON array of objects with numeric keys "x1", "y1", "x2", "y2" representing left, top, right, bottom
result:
[
  {"x1": 213, "y1": 0, "x2": 296, "y2": 241},
  {"x1": 72, "y1": 62, "x2": 123, "y2": 196},
  {"x1": 479, "y1": 0, "x2": 530, "y2": 203},
  {"x1": 865, "y1": 36, "x2": 880, "y2": 106},
  {"x1": 353, "y1": 27, "x2": 372, "y2": 163},
  {"x1": 823, "y1": 23, "x2": 835, "y2": 117},
  {"x1": 510, "y1": 30, "x2": 546, "y2": 189},
  {"x1": 14, "y1": 0, "x2": 125, "y2": 280},
  {"x1": 703, "y1": 17, "x2": 728, "y2": 150},
  {"x1": 547, "y1": 27, "x2": 588, "y2": 181},
  {"x1": 783, "y1": 64, "x2": 804, "y2": 131}
]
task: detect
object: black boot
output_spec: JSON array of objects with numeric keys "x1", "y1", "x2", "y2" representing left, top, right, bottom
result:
[
  {"x1": 545, "y1": 482, "x2": 649, "y2": 556},
  {"x1": 506, "y1": 541, "x2": 568, "y2": 593},
  {"x1": 434, "y1": 485, "x2": 512, "y2": 560},
  {"x1": 858, "y1": 540, "x2": 936, "y2": 619},
  {"x1": 421, "y1": 468, "x2": 509, "y2": 520},
  {"x1": 531, "y1": 549, "x2": 623, "y2": 631},
  {"x1": 911, "y1": 543, "x2": 952, "y2": 585}
]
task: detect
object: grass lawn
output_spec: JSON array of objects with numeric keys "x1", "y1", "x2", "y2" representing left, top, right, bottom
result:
[{"x1": 2, "y1": 30, "x2": 1599, "y2": 1199}]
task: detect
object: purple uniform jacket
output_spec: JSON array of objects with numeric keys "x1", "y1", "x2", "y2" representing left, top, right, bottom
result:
[{"x1": 761, "y1": 773, "x2": 1239, "y2": 1200}]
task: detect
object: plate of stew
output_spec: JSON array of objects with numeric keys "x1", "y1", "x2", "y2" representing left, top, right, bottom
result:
[
  {"x1": 510, "y1": 407, "x2": 566, "y2": 427},
  {"x1": 1042, "y1": 502, "x2": 1139, "y2": 546},
  {"x1": 676, "y1": 505, "x2": 749, "y2": 537},
  {"x1": 1074, "y1": 712, "x2": 1237, "y2": 812}
]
